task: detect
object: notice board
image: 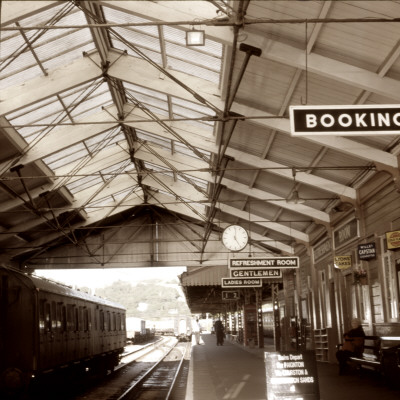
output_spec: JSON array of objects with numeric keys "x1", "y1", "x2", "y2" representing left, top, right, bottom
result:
[{"x1": 265, "y1": 350, "x2": 319, "y2": 400}]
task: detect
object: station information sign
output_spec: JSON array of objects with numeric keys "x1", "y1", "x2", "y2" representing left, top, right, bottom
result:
[
  {"x1": 222, "y1": 291, "x2": 240, "y2": 300},
  {"x1": 265, "y1": 350, "x2": 320, "y2": 400},
  {"x1": 289, "y1": 104, "x2": 400, "y2": 136},
  {"x1": 221, "y1": 277, "x2": 262, "y2": 288},
  {"x1": 229, "y1": 257, "x2": 299, "y2": 269}
]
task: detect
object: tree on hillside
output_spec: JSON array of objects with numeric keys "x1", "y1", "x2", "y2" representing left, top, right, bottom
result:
[{"x1": 93, "y1": 279, "x2": 190, "y2": 318}]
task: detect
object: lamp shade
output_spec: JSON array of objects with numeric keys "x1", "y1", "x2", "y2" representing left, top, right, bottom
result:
[{"x1": 186, "y1": 29, "x2": 205, "y2": 46}]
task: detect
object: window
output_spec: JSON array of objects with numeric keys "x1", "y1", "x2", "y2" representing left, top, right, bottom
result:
[
  {"x1": 51, "y1": 301, "x2": 57, "y2": 331},
  {"x1": 39, "y1": 300, "x2": 45, "y2": 333},
  {"x1": 383, "y1": 251, "x2": 398, "y2": 320},
  {"x1": 106, "y1": 311, "x2": 110, "y2": 331},
  {"x1": 61, "y1": 305, "x2": 67, "y2": 332},
  {"x1": 100, "y1": 310, "x2": 105, "y2": 331},
  {"x1": 83, "y1": 307, "x2": 89, "y2": 331},
  {"x1": 45, "y1": 302, "x2": 51, "y2": 332}
]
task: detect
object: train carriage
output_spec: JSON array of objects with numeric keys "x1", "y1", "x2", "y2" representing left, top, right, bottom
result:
[{"x1": 0, "y1": 267, "x2": 126, "y2": 395}]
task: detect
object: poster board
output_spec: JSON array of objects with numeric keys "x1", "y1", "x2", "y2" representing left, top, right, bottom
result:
[{"x1": 265, "y1": 350, "x2": 319, "y2": 400}]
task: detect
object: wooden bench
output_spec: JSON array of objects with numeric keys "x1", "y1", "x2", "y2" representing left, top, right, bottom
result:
[
  {"x1": 338, "y1": 335, "x2": 400, "y2": 384},
  {"x1": 348, "y1": 336, "x2": 381, "y2": 372}
]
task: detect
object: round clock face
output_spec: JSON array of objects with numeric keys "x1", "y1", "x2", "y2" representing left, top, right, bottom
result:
[{"x1": 222, "y1": 225, "x2": 249, "y2": 251}]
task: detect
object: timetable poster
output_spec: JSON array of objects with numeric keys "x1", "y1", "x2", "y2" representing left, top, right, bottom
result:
[{"x1": 265, "y1": 350, "x2": 320, "y2": 400}]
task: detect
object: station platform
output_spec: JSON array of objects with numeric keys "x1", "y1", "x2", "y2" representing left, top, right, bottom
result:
[{"x1": 185, "y1": 333, "x2": 399, "y2": 400}]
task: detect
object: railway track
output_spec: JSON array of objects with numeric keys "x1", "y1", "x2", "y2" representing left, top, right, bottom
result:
[
  {"x1": 71, "y1": 336, "x2": 190, "y2": 400},
  {"x1": 26, "y1": 336, "x2": 190, "y2": 400},
  {"x1": 116, "y1": 340, "x2": 191, "y2": 400}
]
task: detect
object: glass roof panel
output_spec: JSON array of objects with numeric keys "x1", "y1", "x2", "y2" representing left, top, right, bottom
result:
[
  {"x1": 110, "y1": 38, "x2": 163, "y2": 65},
  {"x1": 125, "y1": 89, "x2": 169, "y2": 112},
  {"x1": 0, "y1": 3, "x2": 78, "y2": 89},
  {"x1": 172, "y1": 96, "x2": 215, "y2": 115},
  {"x1": 43, "y1": 142, "x2": 88, "y2": 170},
  {"x1": 6, "y1": 96, "x2": 65, "y2": 143},
  {"x1": 165, "y1": 41, "x2": 222, "y2": 72},
  {"x1": 174, "y1": 141, "x2": 211, "y2": 160},
  {"x1": 111, "y1": 27, "x2": 161, "y2": 53},
  {"x1": 124, "y1": 82, "x2": 168, "y2": 101},
  {"x1": 0, "y1": 58, "x2": 43, "y2": 90},
  {"x1": 173, "y1": 104, "x2": 214, "y2": 128},
  {"x1": 172, "y1": 113, "x2": 214, "y2": 133},
  {"x1": 136, "y1": 130, "x2": 171, "y2": 150},
  {"x1": 85, "y1": 131, "x2": 125, "y2": 154},
  {"x1": 86, "y1": 195, "x2": 115, "y2": 212},
  {"x1": 177, "y1": 173, "x2": 208, "y2": 189},
  {"x1": 113, "y1": 187, "x2": 137, "y2": 203},
  {"x1": 103, "y1": 6, "x2": 159, "y2": 36},
  {"x1": 167, "y1": 57, "x2": 220, "y2": 84},
  {"x1": 99, "y1": 160, "x2": 132, "y2": 180},
  {"x1": 66, "y1": 174, "x2": 104, "y2": 195}
]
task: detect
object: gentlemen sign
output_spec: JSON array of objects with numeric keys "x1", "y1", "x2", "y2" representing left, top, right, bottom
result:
[
  {"x1": 221, "y1": 277, "x2": 262, "y2": 288},
  {"x1": 265, "y1": 351, "x2": 320, "y2": 400},
  {"x1": 289, "y1": 104, "x2": 400, "y2": 136},
  {"x1": 229, "y1": 257, "x2": 299, "y2": 269},
  {"x1": 231, "y1": 269, "x2": 282, "y2": 279}
]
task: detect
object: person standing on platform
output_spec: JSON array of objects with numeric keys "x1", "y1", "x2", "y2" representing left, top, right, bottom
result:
[
  {"x1": 214, "y1": 319, "x2": 225, "y2": 346},
  {"x1": 336, "y1": 317, "x2": 365, "y2": 375},
  {"x1": 192, "y1": 318, "x2": 201, "y2": 345}
]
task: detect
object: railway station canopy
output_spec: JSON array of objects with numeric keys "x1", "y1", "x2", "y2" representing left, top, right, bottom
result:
[{"x1": 1, "y1": 1, "x2": 400, "y2": 311}]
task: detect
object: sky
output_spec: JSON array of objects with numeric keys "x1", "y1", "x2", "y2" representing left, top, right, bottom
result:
[{"x1": 34, "y1": 266, "x2": 187, "y2": 290}]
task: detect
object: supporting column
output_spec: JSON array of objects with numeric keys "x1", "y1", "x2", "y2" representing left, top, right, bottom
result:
[{"x1": 272, "y1": 283, "x2": 281, "y2": 351}]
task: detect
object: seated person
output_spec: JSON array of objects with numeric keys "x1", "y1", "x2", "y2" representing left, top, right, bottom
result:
[{"x1": 336, "y1": 318, "x2": 365, "y2": 375}]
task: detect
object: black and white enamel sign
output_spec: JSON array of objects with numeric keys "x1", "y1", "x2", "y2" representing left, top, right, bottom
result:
[
  {"x1": 290, "y1": 104, "x2": 400, "y2": 136},
  {"x1": 265, "y1": 350, "x2": 320, "y2": 400}
]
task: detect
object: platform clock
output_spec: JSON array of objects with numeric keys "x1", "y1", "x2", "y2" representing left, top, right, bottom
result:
[{"x1": 222, "y1": 225, "x2": 249, "y2": 251}]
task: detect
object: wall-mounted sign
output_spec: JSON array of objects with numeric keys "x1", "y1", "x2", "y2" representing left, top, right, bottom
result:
[
  {"x1": 230, "y1": 269, "x2": 282, "y2": 279},
  {"x1": 386, "y1": 230, "x2": 400, "y2": 250},
  {"x1": 358, "y1": 243, "x2": 376, "y2": 260},
  {"x1": 265, "y1": 351, "x2": 320, "y2": 400},
  {"x1": 289, "y1": 104, "x2": 400, "y2": 136},
  {"x1": 334, "y1": 255, "x2": 352, "y2": 270},
  {"x1": 222, "y1": 291, "x2": 239, "y2": 300},
  {"x1": 313, "y1": 237, "x2": 332, "y2": 263},
  {"x1": 333, "y1": 218, "x2": 359, "y2": 249},
  {"x1": 229, "y1": 257, "x2": 299, "y2": 269},
  {"x1": 221, "y1": 277, "x2": 262, "y2": 288}
]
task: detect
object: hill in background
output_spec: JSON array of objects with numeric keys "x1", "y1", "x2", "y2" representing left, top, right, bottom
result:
[{"x1": 91, "y1": 278, "x2": 191, "y2": 319}]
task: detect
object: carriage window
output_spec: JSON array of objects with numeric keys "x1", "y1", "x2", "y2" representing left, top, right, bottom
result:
[
  {"x1": 111, "y1": 312, "x2": 116, "y2": 331},
  {"x1": 100, "y1": 310, "x2": 105, "y2": 331},
  {"x1": 106, "y1": 311, "x2": 110, "y2": 331},
  {"x1": 61, "y1": 305, "x2": 67, "y2": 332},
  {"x1": 88, "y1": 308, "x2": 92, "y2": 331},
  {"x1": 75, "y1": 307, "x2": 79, "y2": 331},
  {"x1": 67, "y1": 305, "x2": 78, "y2": 331},
  {"x1": 39, "y1": 300, "x2": 45, "y2": 333},
  {"x1": 56, "y1": 303, "x2": 62, "y2": 331},
  {"x1": 45, "y1": 302, "x2": 51, "y2": 332},
  {"x1": 83, "y1": 308, "x2": 89, "y2": 331},
  {"x1": 51, "y1": 302, "x2": 57, "y2": 330}
]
